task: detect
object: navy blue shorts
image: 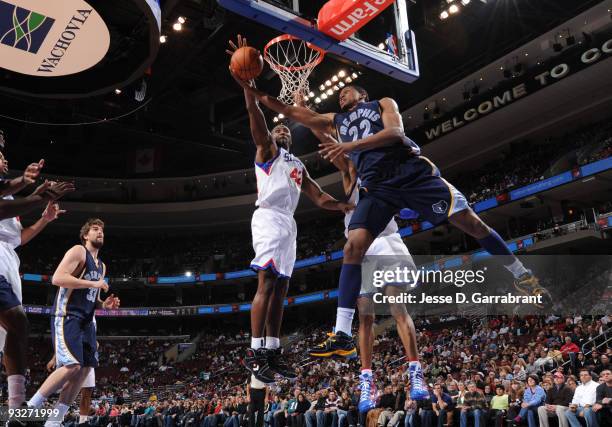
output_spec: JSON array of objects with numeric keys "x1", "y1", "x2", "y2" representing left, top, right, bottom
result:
[
  {"x1": 348, "y1": 156, "x2": 469, "y2": 237},
  {"x1": 0, "y1": 274, "x2": 20, "y2": 311},
  {"x1": 51, "y1": 316, "x2": 98, "y2": 368}
]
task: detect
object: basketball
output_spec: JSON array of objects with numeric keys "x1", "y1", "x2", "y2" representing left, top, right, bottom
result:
[{"x1": 230, "y1": 46, "x2": 264, "y2": 80}]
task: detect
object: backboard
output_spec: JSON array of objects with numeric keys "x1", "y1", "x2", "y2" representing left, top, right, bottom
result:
[{"x1": 217, "y1": 0, "x2": 420, "y2": 83}]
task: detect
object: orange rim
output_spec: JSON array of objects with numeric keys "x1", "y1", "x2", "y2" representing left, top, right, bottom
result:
[{"x1": 264, "y1": 34, "x2": 325, "y2": 72}]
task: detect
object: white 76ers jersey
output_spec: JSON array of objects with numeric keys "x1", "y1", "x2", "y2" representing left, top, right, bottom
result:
[{"x1": 255, "y1": 147, "x2": 305, "y2": 215}]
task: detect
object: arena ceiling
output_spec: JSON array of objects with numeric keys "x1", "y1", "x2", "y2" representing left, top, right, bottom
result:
[{"x1": 0, "y1": 0, "x2": 603, "y2": 179}]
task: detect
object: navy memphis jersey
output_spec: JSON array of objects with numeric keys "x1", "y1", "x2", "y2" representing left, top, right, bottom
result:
[
  {"x1": 334, "y1": 100, "x2": 421, "y2": 186},
  {"x1": 52, "y1": 247, "x2": 103, "y2": 320}
]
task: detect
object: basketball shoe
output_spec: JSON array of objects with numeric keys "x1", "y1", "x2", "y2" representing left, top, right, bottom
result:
[
  {"x1": 242, "y1": 348, "x2": 276, "y2": 384},
  {"x1": 358, "y1": 371, "x2": 377, "y2": 413},
  {"x1": 268, "y1": 347, "x2": 297, "y2": 380},
  {"x1": 514, "y1": 272, "x2": 552, "y2": 309},
  {"x1": 308, "y1": 331, "x2": 357, "y2": 358},
  {"x1": 408, "y1": 361, "x2": 430, "y2": 400}
]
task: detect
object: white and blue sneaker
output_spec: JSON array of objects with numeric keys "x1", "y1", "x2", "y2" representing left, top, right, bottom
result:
[
  {"x1": 408, "y1": 362, "x2": 429, "y2": 400},
  {"x1": 358, "y1": 371, "x2": 377, "y2": 413}
]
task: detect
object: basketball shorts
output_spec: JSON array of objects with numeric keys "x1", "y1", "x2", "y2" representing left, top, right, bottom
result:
[
  {"x1": 359, "y1": 232, "x2": 416, "y2": 297},
  {"x1": 51, "y1": 316, "x2": 98, "y2": 368},
  {"x1": 0, "y1": 243, "x2": 22, "y2": 311},
  {"x1": 0, "y1": 275, "x2": 20, "y2": 311},
  {"x1": 82, "y1": 367, "x2": 96, "y2": 388},
  {"x1": 348, "y1": 156, "x2": 469, "y2": 237},
  {"x1": 250, "y1": 207, "x2": 297, "y2": 279}
]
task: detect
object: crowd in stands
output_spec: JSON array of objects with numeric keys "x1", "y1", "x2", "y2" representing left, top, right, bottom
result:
[{"x1": 7, "y1": 315, "x2": 610, "y2": 427}]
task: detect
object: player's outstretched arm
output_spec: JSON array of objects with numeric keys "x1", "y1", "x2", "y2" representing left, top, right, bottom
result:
[
  {"x1": 0, "y1": 180, "x2": 73, "y2": 220},
  {"x1": 20, "y1": 202, "x2": 67, "y2": 246},
  {"x1": 0, "y1": 159, "x2": 45, "y2": 197},
  {"x1": 52, "y1": 245, "x2": 109, "y2": 291},
  {"x1": 301, "y1": 169, "x2": 354, "y2": 213}
]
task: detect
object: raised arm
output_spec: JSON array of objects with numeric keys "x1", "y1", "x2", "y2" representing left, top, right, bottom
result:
[
  {"x1": 301, "y1": 168, "x2": 353, "y2": 213},
  {"x1": 0, "y1": 159, "x2": 45, "y2": 198},
  {"x1": 0, "y1": 181, "x2": 74, "y2": 220}
]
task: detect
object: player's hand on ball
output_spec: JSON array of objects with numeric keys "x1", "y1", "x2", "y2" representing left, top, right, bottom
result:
[
  {"x1": 95, "y1": 279, "x2": 109, "y2": 292},
  {"x1": 102, "y1": 294, "x2": 121, "y2": 310},
  {"x1": 42, "y1": 201, "x2": 66, "y2": 222},
  {"x1": 22, "y1": 159, "x2": 44, "y2": 184},
  {"x1": 225, "y1": 34, "x2": 248, "y2": 56}
]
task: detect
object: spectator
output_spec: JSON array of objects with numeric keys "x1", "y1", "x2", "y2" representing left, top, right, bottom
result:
[
  {"x1": 565, "y1": 370, "x2": 599, "y2": 427},
  {"x1": 561, "y1": 337, "x2": 580, "y2": 365},
  {"x1": 514, "y1": 374, "x2": 546, "y2": 427},
  {"x1": 324, "y1": 390, "x2": 340, "y2": 427},
  {"x1": 305, "y1": 390, "x2": 326, "y2": 427},
  {"x1": 488, "y1": 385, "x2": 509, "y2": 427},
  {"x1": 432, "y1": 383, "x2": 454, "y2": 427},
  {"x1": 460, "y1": 382, "x2": 487, "y2": 427},
  {"x1": 593, "y1": 370, "x2": 611, "y2": 427},
  {"x1": 403, "y1": 393, "x2": 417, "y2": 427},
  {"x1": 537, "y1": 372, "x2": 574, "y2": 427}
]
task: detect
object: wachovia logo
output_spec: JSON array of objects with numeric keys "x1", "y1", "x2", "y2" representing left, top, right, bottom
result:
[{"x1": 0, "y1": 0, "x2": 110, "y2": 77}]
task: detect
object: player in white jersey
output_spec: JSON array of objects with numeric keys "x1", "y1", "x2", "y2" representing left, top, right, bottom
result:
[
  {"x1": 321, "y1": 134, "x2": 428, "y2": 412},
  {"x1": 228, "y1": 36, "x2": 352, "y2": 384},
  {"x1": 0, "y1": 140, "x2": 75, "y2": 410}
]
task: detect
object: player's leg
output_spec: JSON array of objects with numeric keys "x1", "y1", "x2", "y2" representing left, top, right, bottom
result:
[
  {"x1": 43, "y1": 367, "x2": 90, "y2": 427},
  {"x1": 447, "y1": 208, "x2": 547, "y2": 305},
  {"x1": 264, "y1": 276, "x2": 295, "y2": 379},
  {"x1": 28, "y1": 316, "x2": 84, "y2": 409},
  {"x1": 356, "y1": 297, "x2": 376, "y2": 413},
  {"x1": 243, "y1": 269, "x2": 278, "y2": 384},
  {"x1": 309, "y1": 194, "x2": 394, "y2": 358},
  {"x1": 383, "y1": 285, "x2": 428, "y2": 400},
  {"x1": 0, "y1": 304, "x2": 29, "y2": 409},
  {"x1": 79, "y1": 387, "x2": 94, "y2": 424}
]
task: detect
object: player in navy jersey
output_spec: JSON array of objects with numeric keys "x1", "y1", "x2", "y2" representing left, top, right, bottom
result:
[
  {"x1": 234, "y1": 81, "x2": 545, "y2": 386},
  {"x1": 27, "y1": 219, "x2": 120, "y2": 427},
  {"x1": 0, "y1": 138, "x2": 74, "y2": 411}
]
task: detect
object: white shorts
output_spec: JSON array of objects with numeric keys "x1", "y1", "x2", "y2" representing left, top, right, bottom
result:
[
  {"x1": 360, "y1": 232, "x2": 416, "y2": 297},
  {"x1": 250, "y1": 208, "x2": 297, "y2": 279},
  {"x1": 0, "y1": 243, "x2": 22, "y2": 352},
  {"x1": 82, "y1": 367, "x2": 96, "y2": 388}
]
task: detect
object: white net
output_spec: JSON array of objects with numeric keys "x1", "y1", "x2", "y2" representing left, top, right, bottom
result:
[{"x1": 264, "y1": 35, "x2": 324, "y2": 105}]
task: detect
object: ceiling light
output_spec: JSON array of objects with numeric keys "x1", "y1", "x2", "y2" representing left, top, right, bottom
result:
[
  {"x1": 178, "y1": 17, "x2": 186, "y2": 24},
  {"x1": 449, "y1": 4, "x2": 459, "y2": 14},
  {"x1": 338, "y1": 70, "x2": 346, "y2": 77},
  {"x1": 325, "y1": 80, "x2": 332, "y2": 86},
  {"x1": 309, "y1": 91, "x2": 315, "y2": 97},
  {"x1": 173, "y1": 22, "x2": 182, "y2": 31},
  {"x1": 185, "y1": 271, "x2": 192, "y2": 277},
  {"x1": 332, "y1": 75, "x2": 339, "y2": 82},
  {"x1": 321, "y1": 93, "x2": 328, "y2": 99},
  {"x1": 315, "y1": 97, "x2": 321, "y2": 104},
  {"x1": 338, "y1": 82, "x2": 345, "y2": 88},
  {"x1": 303, "y1": 96, "x2": 309, "y2": 101},
  {"x1": 345, "y1": 77, "x2": 352, "y2": 83},
  {"x1": 273, "y1": 116, "x2": 279, "y2": 122},
  {"x1": 326, "y1": 89, "x2": 333, "y2": 96},
  {"x1": 461, "y1": 0, "x2": 470, "y2": 5},
  {"x1": 278, "y1": 113, "x2": 285, "y2": 119},
  {"x1": 333, "y1": 85, "x2": 339, "y2": 91},
  {"x1": 159, "y1": 35, "x2": 167, "y2": 43},
  {"x1": 351, "y1": 72, "x2": 358, "y2": 79},
  {"x1": 378, "y1": 43, "x2": 385, "y2": 49},
  {"x1": 114, "y1": 88, "x2": 122, "y2": 94},
  {"x1": 319, "y1": 84, "x2": 325, "y2": 91},
  {"x1": 440, "y1": 10, "x2": 449, "y2": 19}
]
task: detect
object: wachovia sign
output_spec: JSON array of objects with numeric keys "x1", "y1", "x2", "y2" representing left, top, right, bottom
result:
[
  {"x1": 0, "y1": 0, "x2": 161, "y2": 98},
  {"x1": 415, "y1": 37, "x2": 612, "y2": 143}
]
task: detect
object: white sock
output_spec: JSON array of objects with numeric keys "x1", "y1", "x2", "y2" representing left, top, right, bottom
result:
[
  {"x1": 251, "y1": 337, "x2": 264, "y2": 350},
  {"x1": 50, "y1": 403, "x2": 70, "y2": 424},
  {"x1": 79, "y1": 415, "x2": 90, "y2": 423},
  {"x1": 334, "y1": 307, "x2": 355, "y2": 335},
  {"x1": 8, "y1": 374, "x2": 26, "y2": 408},
  {"x1": 27, "y1": 391, "x2": 47, "y2": 409},
  {"x1": 505, "y1": 258, "x2": 529, "y2": 279},
  {"x1": 265, "y1": 337, "x2": 280, "y2": 350}
]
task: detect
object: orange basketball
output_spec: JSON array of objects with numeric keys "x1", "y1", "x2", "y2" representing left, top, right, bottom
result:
[{"x1": 230, "y1": 46, "x2": 264, "y2": 80}]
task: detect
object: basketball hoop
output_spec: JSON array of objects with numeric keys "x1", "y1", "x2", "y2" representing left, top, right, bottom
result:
[{"x1": 264, "y1": 34, "x2": 325, "y2": 105}]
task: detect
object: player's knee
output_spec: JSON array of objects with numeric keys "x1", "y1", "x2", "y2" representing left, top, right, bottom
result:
[
  {"x1": 390, "y1": 303, "x2": 408, "y2": 319},
  {"x1": 64, "y1": 364, "x2": 82, "y2": 377},
  {"x1": 274, "y1": 278, "x2": 289, "y2": 293},
  {"x1": 359, "y1": 313, "x2": 375, "y2": 327},
  {"x1": 5, "y1": 307, "x2": 28, "y2": 335},
  {"x1": 343, "y1": 239, "x2": 366, "y2": 261}
]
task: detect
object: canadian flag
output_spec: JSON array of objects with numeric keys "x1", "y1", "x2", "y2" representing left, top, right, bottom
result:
[{"x1": 131, "y1": 147, "x2": 161, "y2": 174}]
